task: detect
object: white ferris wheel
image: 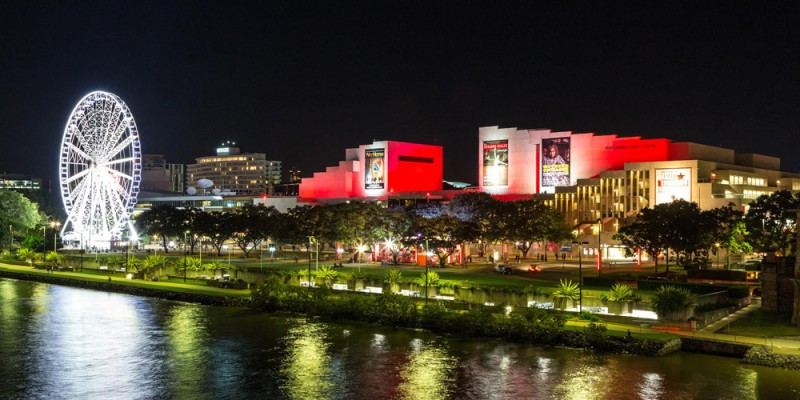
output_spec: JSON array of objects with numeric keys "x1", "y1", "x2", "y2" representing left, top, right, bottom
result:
[{"x1": 59, "y1": 91, "x2": 142, "y2": 249}]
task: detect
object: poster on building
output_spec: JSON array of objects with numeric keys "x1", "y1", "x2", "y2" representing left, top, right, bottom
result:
[
  {"x1": 482, "y1": 140, "x2": 508, "y2": 186},
  {"x1": 655, "y1": 168, "x2": 691, "y2": 204},
  {"x1": 541, "y1": 137, "x2": 571, "y2": 187},
  {"x1": 365, "y1": 148, "x2": 385, "y2": 189}
]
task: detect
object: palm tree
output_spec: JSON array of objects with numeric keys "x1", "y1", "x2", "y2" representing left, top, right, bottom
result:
[
  {"x1": 128, "y1": 257, "x2": 143, "y2": 273},
  {"x1": 17, "y1": 248, "x2": 37, "y2": 265},
  {"x1": 143, "y1": 254, "x2": 169, "y2": 280},
  {"x1": 203, "y1": 260, "x2": 227, "y2": 278}
]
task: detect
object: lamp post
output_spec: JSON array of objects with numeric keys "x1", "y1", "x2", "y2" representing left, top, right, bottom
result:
[
  {"x1": 307, "y1": 236, "x2": 314, "y2": 288},
  {"x1": 183, "y1": 231, "x2": 188, "y2": 282},
  {"x1": 425, "y1": 238, "x2": 430, "y2": 304},
  {"x1": 715, "y1": 242, "x2": 721, "y2": 268},
  {"x1": 51, "y1": 221, "x2": 60, "y2": 255},
  {"x1": 596, "y1": 218, "x2": 602, "y2": 275},
  {"x1": 9, "y1": 225, "x2": 13, "y2": 251},
  {"x1": 42, "y1": 224, "x2": 47, "y2": 266},
  {"x1": 572, "y1": 241, "x2": 589, "y2": 312}
]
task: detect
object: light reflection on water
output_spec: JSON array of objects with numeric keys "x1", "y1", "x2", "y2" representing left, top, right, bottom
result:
[{"x1": 1, "y1": 278, "x2": 799, "y2": 400}]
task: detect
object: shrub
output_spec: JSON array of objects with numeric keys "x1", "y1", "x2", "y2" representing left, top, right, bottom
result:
[
  {"x1": 382, "y1": 268, "x2": 402, "y2": 284},
  {"x1": 582, "y1": 277, "x2": 617, "y2": 288},
  {"x1": 651, "y1": 285, "x2": 696, "y2": 319},
  {"x1": 349, "y1": 268, "x2": 370, "y2": 282},
  {"x1": 579, "y1": 310, "x2": 599, "y2": 322},
  {"x1": 417, "y1": 270, "x2": 440, "y2": 287},
  {"x1": 727, "y1": 286, "x2": 751, "y2": 298},
  {"x1": 583, "y1": 323, "x2": 612, "y2": 351},
  {"x1": 607, "y1": 283, "x2": 635, "y2": 302},
  {"x1": 552, "y1": 279, "x2": 580, "y2": 300},
  {"x1": 687, "y1": 269, "x2": 746, "y2": 281}
]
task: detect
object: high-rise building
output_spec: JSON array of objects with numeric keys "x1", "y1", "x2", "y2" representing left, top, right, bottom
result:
[
  {"x1": 0, "y1": 173, "x2": 41, "y2": 191},
  {"x1": 186, "y1": 143, "x2": 281, "y2": 196},
  {"x1": 288, "y1": 167, "x2": 302, "y2": 184},
  {"x1": 140, "y1": 155, "x2": 185, "y2": 193}
]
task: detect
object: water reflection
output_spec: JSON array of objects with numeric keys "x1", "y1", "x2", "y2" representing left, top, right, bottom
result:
[
  {"x1": 280, "y1": 321, "x2": 337, "y2": 400},
  {"x1": 398, "y1": 338, "x2": 455, "y2": 400},
  {"x1": 2, "y1": 278, "x2": 800, "y2": 400}
]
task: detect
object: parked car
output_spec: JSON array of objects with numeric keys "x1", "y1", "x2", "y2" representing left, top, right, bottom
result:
[
  {"x1": 494, "y1": 265, "x2": 513, "y2": 275},
  {"x1": 528, "y1": 264, "x2": 542, "y2": 272}
]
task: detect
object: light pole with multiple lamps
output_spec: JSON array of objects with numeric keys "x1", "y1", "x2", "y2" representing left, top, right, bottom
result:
[{"x1": 572, "y1": 240, "x2": 589, "y2": 312}]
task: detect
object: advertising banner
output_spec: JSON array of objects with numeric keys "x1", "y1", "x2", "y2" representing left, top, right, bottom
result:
[
  {"x1": 655, "y1": 168, "x2": 691, "y2": 204},
  {"x1": 541, "y1": 137, "x2": 571, "y2": 187},
  {"x1": 365, "y1": 148, "x2": 385, "y2": 189},
  {"x1": 482, "y1": 140, "x2": 508, "y2": 186}
]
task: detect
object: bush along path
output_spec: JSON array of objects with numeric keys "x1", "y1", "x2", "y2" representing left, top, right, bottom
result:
[{"x1": 251, "y1": 277, "x2": 677, "y2": 356}]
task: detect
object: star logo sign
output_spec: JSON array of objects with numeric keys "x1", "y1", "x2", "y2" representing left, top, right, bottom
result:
[{"x1": 677, "y1": 173, "x2": 685, "y2": 180}]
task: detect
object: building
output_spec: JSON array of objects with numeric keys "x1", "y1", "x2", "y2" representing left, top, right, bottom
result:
[
  {"x1": 479, "y1": 126, "x2": 800, "y2": 261},
  {"x1": 479, "y1": 126, "x2": 800, "y2": 223},
  {"x1": 186, "y1": 143, "x2": 281, "y2": 196},
  {"x1": 299, "y1": 140, "x2": 443, "y2": 203},
  {"x1": 140, "y1": 155, "x2": 185, "y2": 193},
  {"x1": 0, "y1": 173, "x2": 41, "y2": 191}
]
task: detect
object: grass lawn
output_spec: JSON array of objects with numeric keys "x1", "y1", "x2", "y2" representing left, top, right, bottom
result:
[{"x1": 723, "y1": 309, "x2": 800, "y2": 338}]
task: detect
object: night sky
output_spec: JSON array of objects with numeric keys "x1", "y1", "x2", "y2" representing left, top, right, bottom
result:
[{"x1": 2, "y1": 1, "x2": 799, "y2": 187}]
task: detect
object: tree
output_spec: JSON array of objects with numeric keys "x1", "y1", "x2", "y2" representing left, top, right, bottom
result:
[
  {"x1": 616, "y1": 200, "x2": 717, "y2": 271},
  {"x1": 710, "y1": 203, "x2": 752, "y2": 268},
  {"x1": 195, "y1": 212, "x2": 237, "y2": 256},
  {"x1": 743, "y1": 190, "x2": 800, "y2": 257},
  {"x1": 0, "y1": 191, "x2": 41, "y2": 247},
  {"x1": 231, "y1": 205, "x2": 279, "y2": 257},
  {"x1": 411, "y1": 214, "x2": 479, "y2": 268},
  {"x1": 135, "y1": 205, "x2": 184, "y2": 253},
  {"x1": 447, "y1": 192, "x2": 501, "y2": 257}
]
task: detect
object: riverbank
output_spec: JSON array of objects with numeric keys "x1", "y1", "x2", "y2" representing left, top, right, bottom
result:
[{"x1": 4, "y1": 262, "x2": 800, "y2": 368}]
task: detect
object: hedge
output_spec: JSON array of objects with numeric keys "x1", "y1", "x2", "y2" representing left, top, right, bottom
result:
[
  {"x1": 582, "y1": 277, "x2": 618, "y2": 288},
  {"x1": 727, "y1": 286, "x2": 750, "y2": 298},
  {"x1": 636, "y1": 280, "x2": 726, "y2": 294},
  {"x1": 687, "y1": 269, "x2": 746, "y2": 282}
]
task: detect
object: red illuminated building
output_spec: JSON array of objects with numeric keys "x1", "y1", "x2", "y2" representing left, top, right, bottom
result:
[{"x1": 299, "y1": 140, "x2": 443, "y2": 203}]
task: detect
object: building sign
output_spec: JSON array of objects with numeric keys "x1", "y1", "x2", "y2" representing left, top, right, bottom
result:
[
  {"x1": 655, "y1": 168, "x2": 691, "y2": 204},
  {"x1": 365, "y1": 148, "x2": 385, "y2": 189},
  {"x1": 541, "y1": 137, "x2": 571, "y2": 188},
  {"x1": 216, "y1": 147, "x2": 230, "y2": 155},
  {"x1": 482, "y1": 140, "x2": 508, "y2": 186}
]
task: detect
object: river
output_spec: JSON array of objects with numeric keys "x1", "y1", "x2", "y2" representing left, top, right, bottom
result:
[{"x1": 1, "y1": 278, "x2": 799, "y2": 400}]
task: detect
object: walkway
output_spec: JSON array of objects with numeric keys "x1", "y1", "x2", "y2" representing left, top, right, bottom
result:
[{"x1": 699, "y1": 298, "x2": 762, "y2": 333}]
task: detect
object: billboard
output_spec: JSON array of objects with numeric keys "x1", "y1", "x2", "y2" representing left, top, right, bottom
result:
[
  {"x1": 541, "y1": 137, "x2": 571, "y2": 187},
  {"x1": 655, "y1": 168, "x2": 691, "y2": 204},
  {"x1": 365, "y1": 148, "x2": 385, "y2": 189},
  {"x1": 483, "y1": 140, "x2": 508, "y2": 186}
]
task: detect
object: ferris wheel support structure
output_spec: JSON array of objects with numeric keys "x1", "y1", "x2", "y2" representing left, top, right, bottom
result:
[{"x1": 59, "y1": 91, "x2": 142, "y2": 249}]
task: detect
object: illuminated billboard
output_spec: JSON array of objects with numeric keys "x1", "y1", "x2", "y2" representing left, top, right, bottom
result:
[
  {"x1": 483, "y1": 140, "x2": 508, "y2": 186},
  {"x1": 655, "y1": 168, "x2": 691, "y2": 204},
  {"x1": 541, "y1": 137, "x2": 571, "y2": 187},
  {"x1": 365, "y1": 148, "x2": 385, "y2": 189}
]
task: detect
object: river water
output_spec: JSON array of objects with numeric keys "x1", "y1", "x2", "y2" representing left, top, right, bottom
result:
[{"x1": 1, "y1": 278, "x2": 799, "y2": 400}]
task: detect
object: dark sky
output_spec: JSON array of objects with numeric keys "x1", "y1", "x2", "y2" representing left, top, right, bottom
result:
[{"x1": 2, "y1": 1, "x2": 799, "y2": 187}]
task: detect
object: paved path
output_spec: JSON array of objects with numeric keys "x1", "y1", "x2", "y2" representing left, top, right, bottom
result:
[{"x1": 699, "y1": 298, "x2": 762, "y2": 333}]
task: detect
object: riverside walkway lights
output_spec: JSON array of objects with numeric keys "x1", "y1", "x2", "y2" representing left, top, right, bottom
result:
[{"x1": 573, "y1": 241, "x2": 589, "y2": 312}]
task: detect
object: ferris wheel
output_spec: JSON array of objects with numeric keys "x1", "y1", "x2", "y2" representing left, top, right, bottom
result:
[{"x1": 59, "y1": 91, "x2": 142, "y2": 249}]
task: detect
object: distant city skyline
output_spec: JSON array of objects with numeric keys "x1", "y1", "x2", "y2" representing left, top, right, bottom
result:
[{"x1": 2, "y1": 2, "x2": 799, "y2": 186}]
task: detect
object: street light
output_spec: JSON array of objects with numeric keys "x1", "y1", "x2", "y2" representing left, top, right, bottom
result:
[
  {"x1": 596, "y1": 218, "x2": 602, "y2": 274},
  {"x1": 715, "y1": 242, "x2": 721, "y2": 268},
  {"x1": 183, "y1": 231, "x2": 189, "y2": 282},
  {"x1": 425, "y1": 238, "x2": 431, "y2": 304},
  {"x1": 51, "y1": 221, "x2": 61, "y2": 256},
  {"x1": 9, "y1": 225, "x2": 13, "y2": 251},
  {"x1": 357, "y1": 244, "x2": 366, "y2": 264},
  {"x1": 572, "y1": 241, "x2": 589, "y2": 312}
]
